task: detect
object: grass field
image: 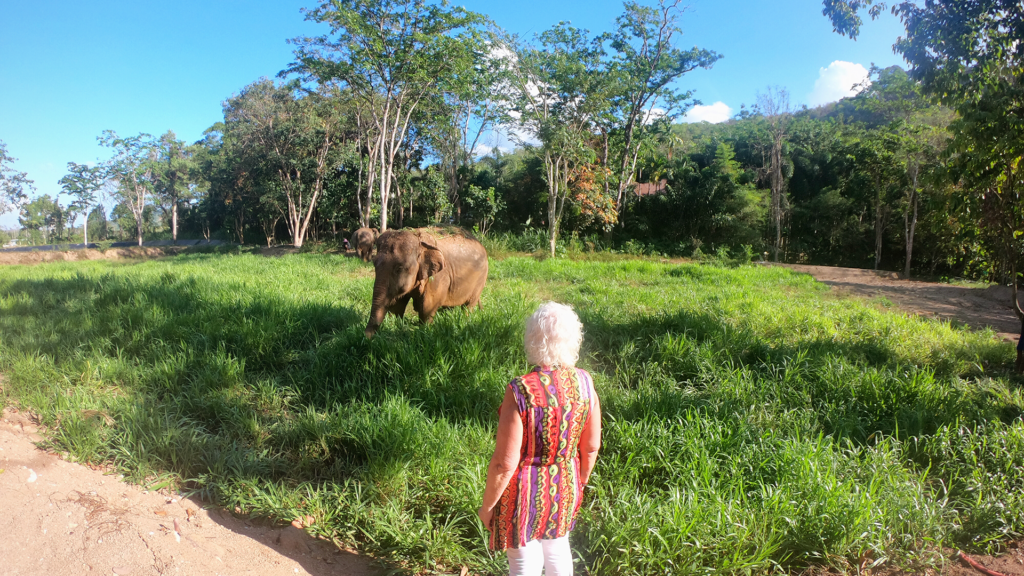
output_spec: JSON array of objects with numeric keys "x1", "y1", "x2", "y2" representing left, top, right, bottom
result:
[{"x1": 0, "y1": 251, "x2": 1022, "y2": 575}]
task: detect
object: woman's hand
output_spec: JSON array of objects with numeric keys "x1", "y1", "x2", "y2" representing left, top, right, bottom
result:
[{"x1": 477, "y1": 505, "x2": 494, "y2": 528}]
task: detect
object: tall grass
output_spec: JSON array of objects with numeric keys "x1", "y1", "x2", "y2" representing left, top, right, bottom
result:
[{"x1": 0, "y1": 253, "x2": 1021, "y2": 575}]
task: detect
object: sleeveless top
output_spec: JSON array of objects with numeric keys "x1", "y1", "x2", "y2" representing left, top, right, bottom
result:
[{"x1": 489, "y1": 366, "x2": 596, "y2": 551}]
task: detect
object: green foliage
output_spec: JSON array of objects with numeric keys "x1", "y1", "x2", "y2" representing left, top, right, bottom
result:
[
  {"x1": 415, "y1": 168, "x2": 453, "y2": 225},
  {"x1": 0, "y1": 140, "x2": 36, "y2": 215},
  {"x1": 0, "y1": 254, "x2": 1020, "y2": 574},
  {"x1": 19, "y1": 194, "x2": 59, "y2": 244},
  {"x1": 462, "y1": 184, "x2": 502, "y2": 235}
]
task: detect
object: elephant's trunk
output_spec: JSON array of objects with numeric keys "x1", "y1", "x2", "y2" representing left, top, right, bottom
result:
[{"x1": 365, "y1": 275, "x2": 390, "y2": 338}]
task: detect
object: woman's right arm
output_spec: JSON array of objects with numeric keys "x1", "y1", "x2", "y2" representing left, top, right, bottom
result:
[
  {"x1": 478, "y1": 387, "x2": 524, "y2": 527},
  {"x1": 579, "y1": 389, "x2": 602, "y2": 485}
]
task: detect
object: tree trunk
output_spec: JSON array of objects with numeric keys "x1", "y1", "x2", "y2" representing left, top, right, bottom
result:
[
  {"x1": 904, "y1": 188, "x2": 918, "y2": 278},
  {"x1": 83, "y1": 208, "x2": 88, "y2": 246},
  {"x1": 395, "y1": 178, "x2": 404, "y2": 229},
  {"x1": 172, "y1": 200, "x2": 178, "y2": 243},
  {"x1": 874, "y1": 183, "x2": 883, "y2": 271}
]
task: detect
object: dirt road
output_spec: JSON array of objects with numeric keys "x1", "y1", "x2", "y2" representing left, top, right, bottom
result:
[
  {"x1": 778, "y1": 264, "x2": 1021, "y2": 342},
  {"x1": 0, "y1": 408, "x2": 376, "y2": 576}
]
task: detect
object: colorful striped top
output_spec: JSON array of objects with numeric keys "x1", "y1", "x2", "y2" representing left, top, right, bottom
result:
[{"x1": 489, "y1": 366, "x2": 596, "y2": 551}]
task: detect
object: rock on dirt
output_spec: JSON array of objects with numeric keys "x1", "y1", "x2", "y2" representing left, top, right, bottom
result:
[{"x1": 0, "y1": 407, "x2": 377, "y2": 576}]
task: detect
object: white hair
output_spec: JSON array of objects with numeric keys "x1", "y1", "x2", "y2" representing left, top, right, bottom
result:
[{"x1": 524, "y1": 302, "x2": 584, "y2": 368}]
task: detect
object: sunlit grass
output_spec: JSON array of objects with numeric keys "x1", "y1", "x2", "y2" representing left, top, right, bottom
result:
[{"x1": 0, "y1": 253, "x2": 1021, "y2": 575}]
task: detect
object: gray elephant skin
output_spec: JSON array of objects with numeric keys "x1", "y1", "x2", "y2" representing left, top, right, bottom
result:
[
  {"x1": 351, "y1": 227, "x2": 378, "y2": 262},
  {"x1": 365, "y1": 228, "x2": 488, "y2": 338}
]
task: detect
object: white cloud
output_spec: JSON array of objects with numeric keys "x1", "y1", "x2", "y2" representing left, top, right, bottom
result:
[
  {"x1": 682, "y1": 102, "x2": 733, "y2": 124},
  {"x1": 642, "y1": 107, "x2": 667, "y2": 125},
  {"x1": 473, "y1": 143, "x2": 514, "y2": 157},
  {"x1": 808, "y1": 61, "x2": 869, "y2": 107}
]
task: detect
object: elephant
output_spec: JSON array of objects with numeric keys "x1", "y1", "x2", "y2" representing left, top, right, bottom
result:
[
  {"x1": 365, "y1": 227, "x2": 488, "y2": 338},
  {"x1": 350, "y1": 227, "x2": 378, "y2": 262}
]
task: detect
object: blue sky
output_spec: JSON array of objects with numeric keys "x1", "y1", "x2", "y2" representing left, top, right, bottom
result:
[{"x1": 0, "y1": 0, "x2": 906, "y2": 229}]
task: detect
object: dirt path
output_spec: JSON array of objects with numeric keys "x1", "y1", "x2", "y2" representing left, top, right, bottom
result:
[
  {"x1": 0, "y1": 408, "x2": 377, "y2": 576},
  {"x1": 777, "y1": 264, "x2": 1021, "y2": 342},
  {"x1": 0, "y1": 247, "x2": 197, "y2": 266}
]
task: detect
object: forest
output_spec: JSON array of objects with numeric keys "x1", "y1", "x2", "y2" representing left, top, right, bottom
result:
[{"x1": 0, "y1": 0, "x2": 1022, "y2": 284}]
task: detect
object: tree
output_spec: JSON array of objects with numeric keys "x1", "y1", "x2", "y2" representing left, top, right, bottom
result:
[
  {"x1": 756, "y1": 86, "x2": 791, "y2": 262},
  {"x1": 463, "y1": 184, "x2": 502, "y2": 235},
  {"x1": 59, "y1": 162, "x2": 107, "y2": 245},
  {"x1": 110, "y1": 202, "x2": 136, "y2": 241},
  {"x1": 224, "y1": 80, "x2": 343, "y2": 247},
  {"x1": 1, "y1": 140, "x2": 35, "y2": 215},
  {"x1": 291, "y1": 0, "x2": 487, "y2": 233},
  {"x1": 19, "y1": 195, "x2": 57, "y2": 244},
  {"x1": 851, "y1": 66, "x2": 948, "y2": 276},
  {"x1": 852, "y1": 129, "x2": 903, "y2": 270},
  {"x1": 603, "y1": 0, "x2": 720, "y2": 219},
  {"x1": 501, "y1": 23, "x2": 610, "y2": 256},
  {"x1": 152, "y1": 131, "x2": 194, "y2": 243},
  {"x1": 419, "y1": 25, "x2": 503, "y2": 223},
  {"x1": 87, "y1": 205, "x2": 109, "y2": 242},
  {"x1": 99, "y1": 131, "x2": 155, "y2": 247}
]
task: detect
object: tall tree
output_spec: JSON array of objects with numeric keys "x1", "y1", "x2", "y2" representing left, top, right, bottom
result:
[
  {"x1": 19, "y1": 194, "x2": 57, "y2": 244},
  {"x1": 603, "y1": 0, "x2": 720, "y2": 218},
  {"x1": 502, "y1": 23, "x2": 609, "y2": 256},
  {"x1": 756, "y1": 86, "x2": 791, "y2": 262},
  {"x1": 58, "y1": 162, "x2": 107, "y2": 245},
  {"x1": 223, "y1": 80, "x2": 342, "y2": 247},
  {"x1": 99, "y1": 131, "x2": 155, "y2": 247},
  {"x1": 290, "y1": 0, "x2": 487, "y2": 232},
  {"x1": 0, "y1": 140, "x2": 35, "y2": 215},
  {"x1": 421, "y1": 32, "x2": 504, "y2": 223},
  {"x1": 152, "y1": 131, "x2": 193, "y2": 243},
  {"x1": 852, "y1": 66, "x2": 947, "y2": 277}
]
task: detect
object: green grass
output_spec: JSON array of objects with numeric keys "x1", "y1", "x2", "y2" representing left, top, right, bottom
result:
[{"x1": 0, "y1": 252, "x2": 1021, "y2": 575}]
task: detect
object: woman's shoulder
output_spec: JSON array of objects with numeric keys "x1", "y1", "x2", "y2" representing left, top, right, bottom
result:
[{"x1": 572, "y1": 367, "x2": 595, "y2": 384}]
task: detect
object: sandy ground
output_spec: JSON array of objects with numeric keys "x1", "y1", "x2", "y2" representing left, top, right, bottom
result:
[
  {"x1": 777, "y1": 264, "x2": 1021, "y2": 342},
  {"x1": 0, "y1": 247, "x2": 197, "y2": 266},
  {"x1": 0, "y1": 408, "x2": 377, "y2": 576}
]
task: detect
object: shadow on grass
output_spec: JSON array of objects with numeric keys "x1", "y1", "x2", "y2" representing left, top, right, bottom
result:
[
  {"x1": 3, "y1": 270, "x2": 1017, "y2": 436},
  {"x1": 578, "y1": 307, "x2": 1021, "y2": 445}
]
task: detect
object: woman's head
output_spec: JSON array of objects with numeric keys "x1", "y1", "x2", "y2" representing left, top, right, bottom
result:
[{"x1": 524, "y1": 302, "x2": 584, "y2": 368}]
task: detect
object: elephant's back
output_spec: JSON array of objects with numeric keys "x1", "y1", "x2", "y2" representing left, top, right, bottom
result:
[
  {"x1": 439, "y1": 236, "x2": 488, "y2": 301},
  {"x1": 441, "y1": 236, "x2": 488, "y2": 271}
]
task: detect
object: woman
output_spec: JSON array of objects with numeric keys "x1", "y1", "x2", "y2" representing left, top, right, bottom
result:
[{"x1": 478, "y1": 302, "x2": 602, "y2": 576}]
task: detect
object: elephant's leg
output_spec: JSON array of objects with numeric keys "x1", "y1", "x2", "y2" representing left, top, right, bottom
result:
[
  {"x1": 388, "y1": 294, "x2": 412, "y2": 318},
  {"x1": 412, "y1": 293, "x2": 437, "y2": 325}
]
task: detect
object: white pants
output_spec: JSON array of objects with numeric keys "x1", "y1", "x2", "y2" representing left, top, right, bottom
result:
[{"x1": 506, "y1": 535, "x2": 573, "y2": 576}]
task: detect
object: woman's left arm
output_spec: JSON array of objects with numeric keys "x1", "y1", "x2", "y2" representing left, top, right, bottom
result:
[{"x1": 478, "y1": 387, "x2": 524, "y2": 527}]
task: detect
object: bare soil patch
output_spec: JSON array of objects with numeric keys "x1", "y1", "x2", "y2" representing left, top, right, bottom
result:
[
  {"x1": 0, "y1": 247, "x2": 194, "y2": 266},
  {"x1": 0, "y1": 407, "x2": 377, "y2": 576},
  {"x1": 776, "y1": 264, "x2": 1020, "y2": 342}
]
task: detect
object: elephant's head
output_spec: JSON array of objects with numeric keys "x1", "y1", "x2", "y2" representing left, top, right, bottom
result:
[{"x1": 365, "y1": 230, "x2": 445, "y2": 338}]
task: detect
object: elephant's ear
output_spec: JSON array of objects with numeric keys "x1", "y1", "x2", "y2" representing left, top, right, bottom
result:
[{"x1": 419, "y1": 240, "x2": 445, "y2": 280}]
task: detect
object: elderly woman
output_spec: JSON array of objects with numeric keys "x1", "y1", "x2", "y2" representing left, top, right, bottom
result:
[{"x1": 478, "y1": 302, "x2": 602, "y2": 576}]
